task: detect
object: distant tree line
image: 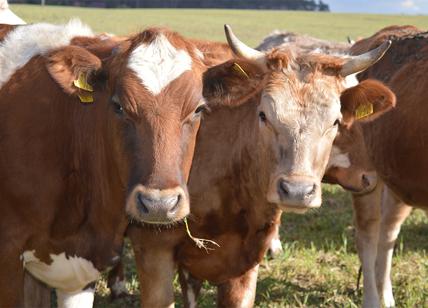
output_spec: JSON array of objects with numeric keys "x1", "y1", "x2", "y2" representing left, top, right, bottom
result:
[{"x1": 10, "y1": 0, "x2": 330, "y2": 11}]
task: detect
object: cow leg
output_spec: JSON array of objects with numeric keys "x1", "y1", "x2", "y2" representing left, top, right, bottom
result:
[
  {"x1": 107, "y1": 260, "x2": 129, "y2": 300},
  {"x1": 375, "y1": 187, "x2": 411, "y2": 308},
  {"x1": 267, "y1": 221, "x2": 283, "y2": 258},
  {"x1": 130, "y1": 232, "x2": 175, "y2": 308},
  {"x1": 352, "y1": 182, "x2": 383, "y2": 308},
  {"x1": 0, "y1": 249, "x2": 25, "y2": 306},
  {"x1": 178, "y1": 267, "x2": 203, "y2": 308},
  {"x1": 217, "y1": 264, "x2": 259, "y2": 308},
  {"x1": 24, "y1": 271, "x2": 51, "y2": 307}
]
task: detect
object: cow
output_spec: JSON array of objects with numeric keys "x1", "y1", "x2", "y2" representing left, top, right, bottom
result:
[
  {"x1": 256, "y1": 29, "x2": 351, "y2": 54},
  {"x1": 0, "y1": 0, "x2": 25, "y2": 25},
  {"x1": 256, "y1": 29, "x2": 353, "y2": 258},
  {"x1": 0, "y1": 21, "x2": 266, "y2": 306},
  {"x1": 107, "y1": 25, "x2": 393, "y2": 307},
  {"x1": 324, "y1": 25, "x2": 428, "y2": 308}
]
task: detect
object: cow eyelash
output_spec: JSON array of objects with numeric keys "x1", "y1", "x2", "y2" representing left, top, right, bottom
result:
[
  {"x1": 194, "y1": 104, "x2": 207, "y2": 115},
  {"x1": 111, "y1": 96, "x2": 124, "y2": 115}
]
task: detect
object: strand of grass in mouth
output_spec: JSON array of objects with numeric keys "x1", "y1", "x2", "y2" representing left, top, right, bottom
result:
[{"x1": 184, "y1": 217, "x2": 220, "y2": 253}]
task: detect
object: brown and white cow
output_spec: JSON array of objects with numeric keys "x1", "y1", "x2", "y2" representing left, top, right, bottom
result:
[
  {"x1": 256, "y1": 29, "x2": 351, "y2": 54},
  {"x1": 0, "y1": 21, "x2": 266, "y2": 306},
  {"x1": 324, "y1": 26, "x2": 428, "y2": 308},
  {"x1": 108, "y1": 25, "x2": 393, "y2": 307},
  {"x1": 0, "y1": 0, "x2": 25, "y2": 25},
  {"x1": 256, "y1": 29, "x2": 354, "y2": 257}
]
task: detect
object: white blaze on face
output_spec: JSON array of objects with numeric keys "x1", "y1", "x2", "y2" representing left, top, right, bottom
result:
[
  {"x1": 327, "y1": 145, "x2": 351, "y2": 169},
  {"x1": 56, "y1": 288, "x2": 95, "y2": 308},
  {"x1": 21, "y1": 250, "x2": 100, "y2": 293},
  {"x1": 0, "y1": 19, "x2": 93, "y2": 88},
  {"x1": 127, "y1": 34, "x2": 192, "y2": 96}
]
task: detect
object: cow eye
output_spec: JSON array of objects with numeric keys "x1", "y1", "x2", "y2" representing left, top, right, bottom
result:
[
  {"x1": 333, "y1": 119, "x2": 340, "y2": 126},
  {"x1": 111, "y1": 96, "x2": 124, "y2": 115},
  {"x1": 194, "y1": 104, "x2": 207, "y2": 115},
  {"x1": 259, "y1": 111, "x2": 267, "y2": 122}
]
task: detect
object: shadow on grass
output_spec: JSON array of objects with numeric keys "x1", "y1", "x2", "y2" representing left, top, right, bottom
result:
[
  {"x1": 281, "y1": 184, "x2": 428, "y2": 253},
  {"x1": 255, "y1": 274, "x2": 360, "y2": 307},
  {"x1": 280, "y1": 185, "x2": 356, "y2": 253}
]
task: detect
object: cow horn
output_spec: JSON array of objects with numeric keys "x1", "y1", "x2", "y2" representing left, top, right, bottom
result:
[
  {"x1": 224, "y1": 24, "x2": 266, "y2": 66},
  {"x1": 340, "y1": 40, "x2": 392, "y2": 77}
]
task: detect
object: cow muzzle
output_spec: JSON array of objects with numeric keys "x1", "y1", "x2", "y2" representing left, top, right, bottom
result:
[
  {"x1": 267, "y1": 175, "x2": 321, "y2": 213},
  {"x1": 126, "y1": 185, "x2": 189, "y2": 224}
]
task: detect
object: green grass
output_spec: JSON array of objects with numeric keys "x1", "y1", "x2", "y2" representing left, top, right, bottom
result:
[
  {"x1": 93, "y1": 186, "x2": 428, "y2": 307},
  {"x1": 9, "y1": 6, "x2": 428, "y2": 306},
  {"x1": 10, "y1": 5, "x2": 428, "y2": 46}
]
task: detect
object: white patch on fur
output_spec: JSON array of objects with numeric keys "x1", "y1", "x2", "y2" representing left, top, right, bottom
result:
[
  {"x1": 186, "y1": 285, "x2": 197, "y2": 308},
  {"x1": 194, "y1": 48, "x2": 204, "y2": 60},
  {"x1": 182, "y1": 270, "x2": 197, "y2": 308},
  {"x1": 327, "y1": 146, "x2": 351, "y2": 169},
  {"x1": 344, "y1": 73, "x2": 359, "y2": 88},
  {"x1": 128, "y1": 34, "x2": 192, "y2": 95},
  {"x1": 111, "y1": 277, "x2": 128, "y2": 297},
  {"x1": 56, "y1": 288, "x2": 95, "y2": 308},
  {"x1": 22, "y1": 250, "x2": 100, "y2": 293},
  {"x1": 0, "y1": 19, "x2": 93, "y2": 88},
  {"x1": 0, "y1": 7, "x2": 25, "y2": 25},
  {"x1": 269, "y1": 238, "x2": 283, "y2": 255}
]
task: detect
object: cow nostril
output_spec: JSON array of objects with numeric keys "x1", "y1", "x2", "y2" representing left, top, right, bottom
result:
[
  {"x1": 362, "y1": 174, "x2": 370, "y2": 188},
  {"x1": 306, "y1": 184, "x2": 317, "y2": 196},
  {"x1": 167, "y1": 194, "x2": 181, "y2": 214},
  {"x1": 279, "y1": 180, "x2": 290, "y2": 196},
  {"x1": 136, "y1": 193, "x2": 149, "y2": 213}
]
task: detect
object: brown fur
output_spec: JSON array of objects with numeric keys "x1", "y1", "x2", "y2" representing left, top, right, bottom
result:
[
  {"x1": 0, "y1": 23, "x2": 15, "y2": 40},
  {"x1": 324, "y1": 26, "x2": 428, "y2": 307},
  {"x1": 110, "y1": 44, "x2": 395, "y2": 307}
]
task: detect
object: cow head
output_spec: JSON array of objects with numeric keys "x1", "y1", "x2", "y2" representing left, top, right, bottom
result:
[
  {"x1": 47, "y1": 28, "x2": 266, "y2": 225},
  {"x1": 214, "y1": 25, "x2": 392, "y2": 213},
  {"x1": 324, "y1": 79, "x2": 396, "y2": 194}
]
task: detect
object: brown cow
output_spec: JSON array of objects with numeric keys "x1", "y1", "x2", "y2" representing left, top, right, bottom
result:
[
  {"x1": 108, "y1": 25, "x2": 393, "y2": 307},
  {"x1": 256, "y1": 29, "x2": 351, "y2": 54},
  {"x1": 0, "y1": 21, "x2": 265, "y2": 306},
  {"x1": 256, "y1": 29, "x2": 353, "y2": 257},
  {"x1": 324, "y1": 26, "x2": 428, "y2": 308}
]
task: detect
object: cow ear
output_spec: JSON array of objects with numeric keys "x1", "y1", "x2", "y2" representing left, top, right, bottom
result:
[
  {"x1": 203, "y1": 59, "x2": 266, "y2": 108},
  {"x1": 340, "y1": 79, "x2": 396, "y2": 127},
  {"x1": 45, "y1": 45, "x2": 103, "y2": 103}
]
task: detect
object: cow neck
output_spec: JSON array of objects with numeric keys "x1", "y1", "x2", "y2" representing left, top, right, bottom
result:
[{"x1": 47, "y1": 91, "x2": 129, "y2": 265}]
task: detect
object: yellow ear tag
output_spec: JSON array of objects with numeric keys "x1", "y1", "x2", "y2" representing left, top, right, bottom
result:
[
  {"x1": 355, "y1": 103, "x2": 374, "y2": 120},
  {"x1": 232, "y1": 63, "x2": 249, "y2": 79},
  {"x1": 73, "y1": 73, "x2": 94, "y2": 104},
  {"x1": 77, "y1": 92, "x2": 94, "y2": 104},
  {"x1": 73, "y1": 73, "x2": 93, "y2": 92}
]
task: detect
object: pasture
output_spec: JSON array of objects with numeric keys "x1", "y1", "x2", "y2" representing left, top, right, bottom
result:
[{"x1": 9, "y1": 5, "x2": 428, "y2": 307}]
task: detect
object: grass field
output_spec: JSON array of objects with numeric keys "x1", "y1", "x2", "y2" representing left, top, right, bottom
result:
[
  {"x1": 10, "y1": 5, "x2": 428, "y2": 45},
  {"x1": 9, "y1": 6, "x2": 428, "y2": 307},
  {"x1": 92, "y1": 186, "x2": 428, "y2": 307}
]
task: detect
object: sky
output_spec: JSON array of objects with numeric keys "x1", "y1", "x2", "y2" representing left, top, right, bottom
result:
[{"x1": 327, "y1": 0, "x2": 428, "y2": 14}]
